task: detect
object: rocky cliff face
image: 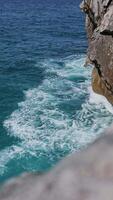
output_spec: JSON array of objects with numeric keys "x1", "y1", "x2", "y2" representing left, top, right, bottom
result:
[
  {"x1": 1, "y1": 1, "x2": 113, "y2": 199},
  {"x1": 80, "y1": 0, "x2": 113, "y2": 104}
]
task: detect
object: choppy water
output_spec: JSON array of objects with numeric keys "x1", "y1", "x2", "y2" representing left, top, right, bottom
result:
[{"x1": 0, "y1": 0, "x2": 113, "y2": 182}]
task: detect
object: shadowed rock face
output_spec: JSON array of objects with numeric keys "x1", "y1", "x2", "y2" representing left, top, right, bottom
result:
[
  {"x1": 1, "y1": 126, "x2": 113, "y2": 200},
  {"x1": 80, "y1": 0, "x2": 113, "y2": 104}
]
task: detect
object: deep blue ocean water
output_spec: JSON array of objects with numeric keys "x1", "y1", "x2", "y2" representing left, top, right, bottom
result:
[{"x1": 0, "y1": 0, "x2": 113, "y2": 182}]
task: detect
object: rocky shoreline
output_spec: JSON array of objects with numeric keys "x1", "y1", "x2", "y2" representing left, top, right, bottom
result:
[
  {"x1": 81, "y1": 0, "x2": 113, "y2": 104},
  {"x1": 1, "y1": 1, "x2": 113, "y2": 199},
  {"x1": 1, "y1": 125, "x2": 113, "y2": 200}
]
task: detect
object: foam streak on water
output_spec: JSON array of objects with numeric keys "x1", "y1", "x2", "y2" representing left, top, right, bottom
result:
[{"x1": 2, "y1": 55, "x2": 113, "y2": 177}]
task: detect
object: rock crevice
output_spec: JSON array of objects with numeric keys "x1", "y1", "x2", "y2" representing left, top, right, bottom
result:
[{"x1": 81, "y1": 0, "x2": 113, "y2": 104}]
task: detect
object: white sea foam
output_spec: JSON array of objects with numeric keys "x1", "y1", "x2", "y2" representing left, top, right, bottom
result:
[
  {"x1": 2, "y1": 55, "x2": 113, "y2": 175},
  {"x1": 89, "y1": 86, "x2": 113, "y2": 114},
  {"x1": 0, "y1": 146, "x2": 23, "y2": 175}
]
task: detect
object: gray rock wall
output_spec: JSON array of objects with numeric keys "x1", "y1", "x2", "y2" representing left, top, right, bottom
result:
[{"x1": 1, "y1": 125, "x2": 113, "y2": 200}]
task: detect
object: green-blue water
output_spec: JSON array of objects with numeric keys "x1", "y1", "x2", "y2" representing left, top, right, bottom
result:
[{"x1": 0, "y1": 0, "x2": 113, "y2": 182}]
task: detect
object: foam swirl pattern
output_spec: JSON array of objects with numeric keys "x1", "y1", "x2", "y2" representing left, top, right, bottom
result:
[{"x1": 1, "y1": 55, "x2": 113, "y2": 181}]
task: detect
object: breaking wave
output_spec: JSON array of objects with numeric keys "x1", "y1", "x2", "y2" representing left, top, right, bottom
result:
[{"x1": 1, "y1": 55, "x2": 113, "y2": 178}]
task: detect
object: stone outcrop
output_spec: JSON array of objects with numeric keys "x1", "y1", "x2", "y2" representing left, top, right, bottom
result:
[
  {"x1": 1, "y1": 125, "x2": 113, "y2": 199},
  {"x1": 80, "y1": 0, "x2": 113, "y2": 104},
  {"x1": 1, "y1": 1, "x2": 113, "y2": 199}
]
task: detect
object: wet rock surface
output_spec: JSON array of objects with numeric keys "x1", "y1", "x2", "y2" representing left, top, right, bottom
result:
[
  {"x1": 1, "y1": 126, "x2": 113, "y2": 199},
  {"x1": 81, "y1": 0, "x2": 113, "y2": 104}
]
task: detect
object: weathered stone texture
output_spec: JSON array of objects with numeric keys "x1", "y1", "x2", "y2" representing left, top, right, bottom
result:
[{"x1": 81, "y1": 0, "x2": 113, "y2": 103}]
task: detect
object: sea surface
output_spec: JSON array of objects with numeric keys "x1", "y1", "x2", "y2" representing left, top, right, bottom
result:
[{"x1": 0, "y1": 0, "x2": 113, "y2": 182}]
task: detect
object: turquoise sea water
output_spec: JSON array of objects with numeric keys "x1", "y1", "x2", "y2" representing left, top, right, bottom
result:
[{"x1": 0, "y1": 0, "x2": 113, "y2": 182}]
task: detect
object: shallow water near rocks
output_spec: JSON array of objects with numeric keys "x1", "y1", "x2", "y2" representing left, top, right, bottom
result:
[{"x1": 0, "y1": 0, "x2": 113, "y2": 182}]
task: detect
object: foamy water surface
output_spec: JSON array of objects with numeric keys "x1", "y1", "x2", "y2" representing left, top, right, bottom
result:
[{"x1": 1, "y1": 55, "x2": 113, "y2": 180}]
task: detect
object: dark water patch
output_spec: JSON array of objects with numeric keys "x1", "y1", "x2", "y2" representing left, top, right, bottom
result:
[{"x1": 0, "y1": 0, "x2": 89, "y2": 182}]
